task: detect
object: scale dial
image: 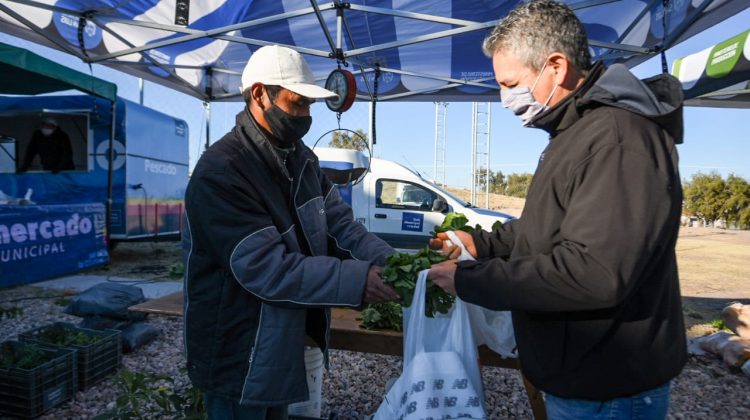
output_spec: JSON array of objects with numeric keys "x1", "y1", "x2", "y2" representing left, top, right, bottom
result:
[{"x1": 324, "y1": 69, "x2": 356, "y2": 112}]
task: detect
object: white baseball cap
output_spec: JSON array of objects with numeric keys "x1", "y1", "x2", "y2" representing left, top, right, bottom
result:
[{"x1": 240, "y1": 45, "x2": 338, "y2": 100}]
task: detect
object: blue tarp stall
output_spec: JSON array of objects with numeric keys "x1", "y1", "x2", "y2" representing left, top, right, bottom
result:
[
  {"x1": 0, "y1": 0, "x2": 747, "y2": 103},
  {"x1": 0, "y1": 203, "x2": 108, "y2": 287},
  {"x1": 0, "y1": 44, "x2": 117, "y2": 287},
  {"x1": 672, "y1": 28, "x2": 750, "y2": 108},
  {"x1": 0, "y1": 41, "x2": 118, "y2": 287},
  {"x1": 0, "y1": 95, "x2": 189, "y2": 241}
]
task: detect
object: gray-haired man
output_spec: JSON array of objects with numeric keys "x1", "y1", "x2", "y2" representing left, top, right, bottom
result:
[{"x1": 429, "y1": 1, "x2": 686, "y2": 418}]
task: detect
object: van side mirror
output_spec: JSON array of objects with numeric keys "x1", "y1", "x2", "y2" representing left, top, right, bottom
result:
[{"x1": 432, "y1": 198, "x2": 447, "y2": 212}]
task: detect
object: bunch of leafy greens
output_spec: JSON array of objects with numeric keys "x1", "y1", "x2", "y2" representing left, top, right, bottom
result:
[
  {"x1": 359, "y1": 303, "x2": 403, "y2": 331},
  {"x1": 382, "y1": 247, "x2": 451, "y2": 317},
  {"x1": 359, "y1": 212, "x2": 503, "y2": 330},
  {"x1": 433, "y1": 211, "x2": 502, "y2": 234}
]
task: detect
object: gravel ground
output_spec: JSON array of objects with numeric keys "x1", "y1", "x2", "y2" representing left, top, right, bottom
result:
[{"x1": 1, "y1": 286, "x2": 749, "y2": 419}]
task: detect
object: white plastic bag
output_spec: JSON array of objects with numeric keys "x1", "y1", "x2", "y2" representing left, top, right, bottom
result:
[
  {"x1": 374, "y1": 270, "x2": 486, "y2": 419},
  {"x1": 445, "y1": 231, "x2": 517, "y2": 359}
]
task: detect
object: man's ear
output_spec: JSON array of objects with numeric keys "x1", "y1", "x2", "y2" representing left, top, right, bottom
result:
[
  {"x1": 548, "y1": 53, "x2": 569, "y2": 88},
  {"x1": 250, "y1": 83, "x2": 267, "y2": 111}
]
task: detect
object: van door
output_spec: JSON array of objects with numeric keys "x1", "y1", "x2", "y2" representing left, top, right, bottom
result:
[{"x1": 370, "y1": 178, "x2": 446, "y2": 249}]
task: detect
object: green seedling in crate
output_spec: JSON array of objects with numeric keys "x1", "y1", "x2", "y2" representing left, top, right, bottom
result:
[{"x1": 0, "y1": 342, "x2": 48, "y2": 370}]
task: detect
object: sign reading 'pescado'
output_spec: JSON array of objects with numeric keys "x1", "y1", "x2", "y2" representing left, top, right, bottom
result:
[{"x1": 0, "y1": 203, "x2": 109, "y2": 287}]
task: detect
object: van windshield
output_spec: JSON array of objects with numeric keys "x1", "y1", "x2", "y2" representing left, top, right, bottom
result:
[{"x1": 421, "y1": 178, "x2": 470, "y2": 207}]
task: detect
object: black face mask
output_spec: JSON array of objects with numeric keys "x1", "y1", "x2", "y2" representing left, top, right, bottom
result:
[{"x1": 263, "y1": 104, "x2": 312, "y2": 147}]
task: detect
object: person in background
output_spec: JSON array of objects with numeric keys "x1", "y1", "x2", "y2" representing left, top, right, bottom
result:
[
  {"x1": 428, "y1": 1, "x2": 686, "y2": 419},
  {"x1": 182, "y1": 45, "x2": 398, "y2": 420},
  {"x1": 19, "y1": 117, "x2": 74, "y2": 173}
]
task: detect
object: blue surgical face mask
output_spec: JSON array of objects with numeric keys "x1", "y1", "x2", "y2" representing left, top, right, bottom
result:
[{"x1": 500, "y1": 61, "x2": 558, "y2": 127}]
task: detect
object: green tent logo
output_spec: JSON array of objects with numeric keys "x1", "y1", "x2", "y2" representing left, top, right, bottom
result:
[{"x1": 706, "y1": 30, "x2": 749, "y2": 79}]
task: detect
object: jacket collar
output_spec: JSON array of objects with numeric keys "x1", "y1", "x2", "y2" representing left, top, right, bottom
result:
[
  {"x1": 529, "y1": 61, "x2": 605, "y2": 137},
  {"x1": 235, "y1": 107, "x2": 295, "y2": 181}
]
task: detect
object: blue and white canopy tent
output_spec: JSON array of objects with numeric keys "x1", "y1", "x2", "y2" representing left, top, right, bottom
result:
[
  {"x1": 0, "y1": 0, "x2": 748, "y2": 103},
  {"x1": 672, "y1": 28, "x2": 750, "y2": 108}
]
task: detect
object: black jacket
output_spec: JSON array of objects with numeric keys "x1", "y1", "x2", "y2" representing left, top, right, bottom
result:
[
  {"x1": 182, "y1": 109, "x2": 392, "y2": 404},
  {"x1": 19, "y1": 129, "x2": 74, "y2": 172},
  {"x1": 456, "y1": 63, "x2": 687, "y2": 400}
]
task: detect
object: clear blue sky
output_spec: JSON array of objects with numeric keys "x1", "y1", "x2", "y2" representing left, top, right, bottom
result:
[{"x1": 2, "y1": 7, "x2": 748, "y2": 189}]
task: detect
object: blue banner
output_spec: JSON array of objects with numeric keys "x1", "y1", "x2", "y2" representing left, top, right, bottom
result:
[{"x1": 0, "y1": 203, "x2": 109, "y2": 288}]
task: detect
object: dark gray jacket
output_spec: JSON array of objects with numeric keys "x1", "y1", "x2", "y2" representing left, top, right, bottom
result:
[
  {"x1": 182, "y1": 109, "x2": 392, "y2": 405},
  {"x1": 457, "y1": 63, "x2": 687, "y2": 399}
]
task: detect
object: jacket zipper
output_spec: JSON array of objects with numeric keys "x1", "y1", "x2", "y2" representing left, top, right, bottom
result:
[{"x1": 240, "y1": 302, "x2": 264, "y2": 403}]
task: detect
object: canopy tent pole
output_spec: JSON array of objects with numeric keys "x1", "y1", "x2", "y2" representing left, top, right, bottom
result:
[
  {"x1": 204, "y1": 67, "x2": 213, "y2": 151},
  {"x1": 368, "y1": 101, "x2": 374, "y2": 154},
  {"x1": 335, "y1": 4, "x2": 343, "y2": 51},
  {"x1": 139, "y1": 78, "x2": 144, "y2": 105},
  {"x1": 204, "y1": 102, "x2": 211, "y2": 151},
  {"x1": 106, "y1": 100, "x2": 116, "y2": 247}
]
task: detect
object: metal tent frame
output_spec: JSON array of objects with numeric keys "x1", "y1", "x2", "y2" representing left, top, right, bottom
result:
[{"x1": 2, "y1": 0, "x2": 748, "y2": 103}]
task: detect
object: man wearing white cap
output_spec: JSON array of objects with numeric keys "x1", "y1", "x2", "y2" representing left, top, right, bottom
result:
[
  {"x1": 19, "y1": 116, "x2": 74, "y2": 173},
  {"x1": 182, "y1": 45, "x2": 397, "y2": 419}
]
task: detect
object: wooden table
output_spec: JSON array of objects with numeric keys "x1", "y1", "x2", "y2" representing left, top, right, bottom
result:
[
  {"x1": 129, "y1": 291, "x2": 184, "y2": 316},
  {"x1": 130, "y1": 291, "x2": 546, "y2": 419}
]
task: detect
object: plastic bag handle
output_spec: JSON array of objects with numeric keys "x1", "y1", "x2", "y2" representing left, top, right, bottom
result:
[
  {"x1": 444, "y1": 230, "x2": 475, "y2": 261},
  {"x1": 404, "y1": 269, "x2": 431, "y2": 356},
  {"x1": 404, "y1": 270, "x2": 470, "y2": 359}
]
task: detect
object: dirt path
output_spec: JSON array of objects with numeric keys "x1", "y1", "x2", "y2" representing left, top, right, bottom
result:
[{"x1": 675, "y1": 227, "x2": 750, "y2": 335}]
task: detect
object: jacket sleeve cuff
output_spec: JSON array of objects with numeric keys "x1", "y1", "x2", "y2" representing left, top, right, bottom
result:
[
  {"x1": 455, "y1": 260, "x2": 481, "y2": 302},
  {"x1": 338, "y1": 259, "x2": 371, "y2": 306},
  {"x1": 471, "y1": 231, "x2": 491, "y2": 259}
]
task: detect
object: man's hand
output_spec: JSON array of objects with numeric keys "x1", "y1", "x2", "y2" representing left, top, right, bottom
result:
[
  {"x1": 427, "y1": 260, "x2": 458, "y2": 295},
  {"x1": 428, "y1": 230, "x2": 477, "y2": 259},
  {"x1": 363, "y1": 265, "x2": 400, "y2": 304}
]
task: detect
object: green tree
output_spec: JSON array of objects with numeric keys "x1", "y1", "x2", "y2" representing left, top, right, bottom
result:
[
  {"x1": 722, "y1": 174, "x2": 750, "y2": 229},
  {"x1": 475, "y1": 168, "x2": 506, "y2": 194},
  {"x1": 505, "y1": 172, "x2": 533, "y2": 198},
  {"x1": 328, "y1": 129, "x2": 368, "y2": 151},
  {"x1": 683, "y1": 172, "x2": 728, "y2": 224},
  {"x1": 492, "y1": 169, "x2": 506, "y2": 194}
]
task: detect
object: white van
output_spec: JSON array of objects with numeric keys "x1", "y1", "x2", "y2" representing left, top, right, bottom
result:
[{"x1": 314, "y1": 147, "x2": 515, "y2": 249}]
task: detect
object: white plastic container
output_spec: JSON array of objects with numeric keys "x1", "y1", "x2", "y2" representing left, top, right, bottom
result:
[{"x1": 288, "y1": 347, "x2": 325, "y2": 418}]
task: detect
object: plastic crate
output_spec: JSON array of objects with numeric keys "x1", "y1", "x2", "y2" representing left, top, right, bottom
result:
[
  {"x1": 0, "y1": 341, "x2": 77, "y2": 419},
  {"x1": 19, "y1": 322, "x2": 122, "y2": 391}
]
